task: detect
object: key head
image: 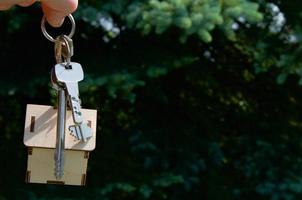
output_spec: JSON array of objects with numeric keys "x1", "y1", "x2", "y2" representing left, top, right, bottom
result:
[{"x1": 55, "y1": 62, "x2": 84, "y2": 83}]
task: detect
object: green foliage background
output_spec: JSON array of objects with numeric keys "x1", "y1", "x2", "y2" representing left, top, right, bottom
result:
[{"x1": 0, "y1": 0, "x2": 302, "y2": 199}]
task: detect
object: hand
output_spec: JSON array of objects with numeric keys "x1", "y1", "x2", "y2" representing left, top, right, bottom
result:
[{"x1": 0, "y1": 0, "x2": 78, "y2": 27}]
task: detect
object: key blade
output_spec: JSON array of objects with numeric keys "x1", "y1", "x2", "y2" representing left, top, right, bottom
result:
[
  {"x1": 54, "y1": 150, "x2": 64, "y2": 180},
  {"x1": 68, "y1": 96, "x2": 83, "y2": 124},
  {"x1": 69, "y1": 125, "x2": 81, "y2": 140},
  {"x1": 65, "y1": 82, "x2": 82, "y2": 124},
  {"x1": 64, "y1": 82, "x2": 81, "y2": 123},
  {"x1": 80, "y1": 123, "x2": 93, "y2": 141},
  {"x1": 54, "y1": 89, "x2": 66, "y2": 180}
]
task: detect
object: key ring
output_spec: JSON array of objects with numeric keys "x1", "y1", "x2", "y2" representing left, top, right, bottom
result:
[
  {"x1": 41, "y1": 14, "x2": 76, "y2": 42},
  {"x1": 55, "y1": 35, "x2": 73, "y2": 67}
]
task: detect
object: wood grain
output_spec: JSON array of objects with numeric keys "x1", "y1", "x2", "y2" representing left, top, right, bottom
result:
[
  {"x1": 27, "y1": 148, "x2": 88, "y2": 186},
  {"x1": 24, "y1": 104, "x2": 97, "y2": 151}
]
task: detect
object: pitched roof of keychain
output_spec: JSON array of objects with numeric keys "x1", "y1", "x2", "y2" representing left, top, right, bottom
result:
[{"x1": 23, "y1": 104, "x2": 97, "y2": 151}]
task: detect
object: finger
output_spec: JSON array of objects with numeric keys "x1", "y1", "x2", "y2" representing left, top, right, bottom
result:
[
  {"x1": 18, "y1": 0, "x2": 36, "y2": 7},
  {"x1": 0, "y1": 0, "x2": 36, "y2": 10},
  {"x1": 0, "y1": 3, "x2": 12, "y2": 10},
  {"x1": 41, "y1": 0, "x2": 78, "y2": 27},
  {"x1": 41, "y1": 3, "x2": 66, "y2": 27}
]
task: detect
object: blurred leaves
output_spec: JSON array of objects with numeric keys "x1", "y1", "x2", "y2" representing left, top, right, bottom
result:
[
  {"x1": 0, "y1": 0, "x2": 302, "y2": 200},
  {"x1": 124, "y1": 0, "x2": 263, "y2": 42}
]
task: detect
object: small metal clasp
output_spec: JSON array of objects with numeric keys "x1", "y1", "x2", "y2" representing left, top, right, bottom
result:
[{"x1": 54, "y1": 35, "x2": 74, "y2": 68}]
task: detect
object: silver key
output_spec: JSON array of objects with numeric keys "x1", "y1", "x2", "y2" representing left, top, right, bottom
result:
[
  {"x1": 51, "y1": 37, "x2": 70, "y2": 180},
  {"x1": 54, "y1": 62, "x2": 93, "y2": 142},
  {"x1": 54, "y1": 88, "x2": 66, "y2": 180}
]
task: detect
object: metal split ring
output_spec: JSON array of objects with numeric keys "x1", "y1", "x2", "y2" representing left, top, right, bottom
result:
[
  {"x1": 41, "y1": 14, "x2": 76, "y2": 42},
  {"x1": 55, "y1": 35, "x2": 73, "y2": 66}
]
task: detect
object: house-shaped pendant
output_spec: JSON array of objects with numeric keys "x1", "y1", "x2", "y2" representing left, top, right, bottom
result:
[{"x1": 23, "y1": 104, "x2": 97, "y2": 186}]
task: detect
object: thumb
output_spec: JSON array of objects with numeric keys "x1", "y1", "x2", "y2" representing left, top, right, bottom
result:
[{"x1": 41, "y1": 0, "x2": 78, "y2": 27}]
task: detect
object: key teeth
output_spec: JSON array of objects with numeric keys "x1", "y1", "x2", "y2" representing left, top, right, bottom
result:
[
  {"x1": 54, "y1": 154, "x2": 64, "y2": 180},
  {"x1": 69, "y1": 126, "x2": 81, "y2": 140},
  {"x1": 68, "y1": 123, "x2": 93, "y2": 142},
  {"x1": 55, "y1": 169, "x2": 64, "y2": 180},
  {"x1": 69, "y1": 134, "x2": 78, "y2": 140},
  {"x1": 69, "y1": 126, "x2": 77, "y2": 138},
  {"x1": 69, "y1": 133, "x2": 79, "y2": 140}
]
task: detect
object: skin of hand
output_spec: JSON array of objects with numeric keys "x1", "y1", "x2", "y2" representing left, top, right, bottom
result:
[{"x1": 0, "y1": 0, "x2": 78, "y2": 27}]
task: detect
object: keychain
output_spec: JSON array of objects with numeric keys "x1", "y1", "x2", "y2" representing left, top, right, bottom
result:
[{"x1": 23, "y1": 15, "x2": 97, "y2": 186}]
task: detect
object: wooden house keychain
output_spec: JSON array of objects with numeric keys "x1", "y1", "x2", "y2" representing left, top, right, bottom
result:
[{"x1": 23, "y1": 14, "x2": 97, "y2": 186}]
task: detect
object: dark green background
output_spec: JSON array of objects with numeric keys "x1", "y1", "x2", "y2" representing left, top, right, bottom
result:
[{"x1": 0, "y1": 0, "x2": 302, "y2": 199}]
